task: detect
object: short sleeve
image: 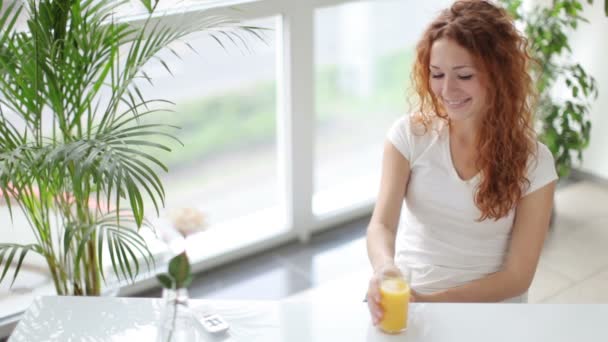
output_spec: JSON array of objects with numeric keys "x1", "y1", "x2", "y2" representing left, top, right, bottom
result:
[
  {"x1": 524, "y1": 143, "x2": 558, "y2": 196},
  {"x1": 387, "y1": 116, "x2": 412, "y2": 162}
]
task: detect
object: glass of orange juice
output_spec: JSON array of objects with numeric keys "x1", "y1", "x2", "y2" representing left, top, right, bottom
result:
[{"x1": 378, "y1": 270, "x2": 411, "y2": 334}]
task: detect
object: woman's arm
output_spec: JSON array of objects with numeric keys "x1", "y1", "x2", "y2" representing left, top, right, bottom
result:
[
  {"x1": 366, "y1": 140, "x2": 411, "y2": 324},
  {"x1": 366, "y1": 140, "x2": 411, "y2": 271},
  {"x1": 415, "y1": 180, "x2": 557, "y2": 302}
]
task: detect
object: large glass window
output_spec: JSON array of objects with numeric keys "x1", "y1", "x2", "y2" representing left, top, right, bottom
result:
[
  {"x1": 313, "y1": 0, "x2": 452, "y2": 216},
  {"x1": 135, "y1": 16, "x2": 284, "y2": 259}
]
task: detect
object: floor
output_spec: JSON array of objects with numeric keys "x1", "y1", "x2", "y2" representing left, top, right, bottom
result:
[
  {"x1": 138, "y1": 179, "x2": 608, "y2": 304},
  {"x1": 529, "y1": 179, "x2": 608, "y2": 303}
]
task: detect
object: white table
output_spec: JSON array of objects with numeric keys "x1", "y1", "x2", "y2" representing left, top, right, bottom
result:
[{"x1": 9, "y1": 292, "x2": 608, "y2": 341}]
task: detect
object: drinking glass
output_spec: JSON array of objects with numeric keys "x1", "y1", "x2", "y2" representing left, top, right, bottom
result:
[{"x1": 378, "y1": 268, "x2": 411, "y2": 334}]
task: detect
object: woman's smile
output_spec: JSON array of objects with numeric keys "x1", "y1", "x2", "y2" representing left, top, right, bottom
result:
[{"x1": 443, "y1": 97, "x2": 472, "y2": 109}]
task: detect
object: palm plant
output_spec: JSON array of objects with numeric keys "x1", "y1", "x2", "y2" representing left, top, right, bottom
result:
[{"x1": 0, "y1": 0, "x2": 261, "y2": 295}]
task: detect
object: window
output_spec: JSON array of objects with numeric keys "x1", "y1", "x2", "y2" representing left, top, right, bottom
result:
[
  {"x1": 136, "y1": 16, "x2": 286, "y2": 259},
  {"x1": 313, "y1": 0, "x2": 449, "y2": 216}
]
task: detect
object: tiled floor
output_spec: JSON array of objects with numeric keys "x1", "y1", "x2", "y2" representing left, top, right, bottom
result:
[
  {"x1": 529, "y1": 180, "x2": 608, "y2": 303},
  {"x1": 139, "y1": 180, "x2": 608, "y2": 303}
]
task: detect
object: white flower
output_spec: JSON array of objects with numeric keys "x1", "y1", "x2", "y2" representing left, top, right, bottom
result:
[{"x1": 168, "y1": 207, "x2": 207, "y2": 237}]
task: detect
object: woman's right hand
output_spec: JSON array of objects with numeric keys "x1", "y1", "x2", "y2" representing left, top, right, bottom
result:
[{"x1": 366, "y1": 262, "x2": 402, "y2": 325}]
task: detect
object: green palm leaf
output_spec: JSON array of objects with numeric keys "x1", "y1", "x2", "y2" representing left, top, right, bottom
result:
[
  {"x1": 0, "y1": 243, "x2": 43, "y2": 287},
  {"x1": 0, "y1": 0, "x2": 264, "y2": 295}
]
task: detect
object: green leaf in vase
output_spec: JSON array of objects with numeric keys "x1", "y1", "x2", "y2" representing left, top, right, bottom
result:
[
  {"x1": 168, "y1": 252, "x2": 191, "y2": 289},
  {"x1": 156, "y1": 273, "x2": 176, "y2": 289}
]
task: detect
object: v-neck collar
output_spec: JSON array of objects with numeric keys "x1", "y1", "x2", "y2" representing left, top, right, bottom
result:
[{"x1": 443, "y1": 127, "x2": 480, "y2": 184}]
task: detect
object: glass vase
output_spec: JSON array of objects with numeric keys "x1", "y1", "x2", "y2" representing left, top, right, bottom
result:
[{"x1": 158, "y1": 288, "x2": 204, "y2": 342}]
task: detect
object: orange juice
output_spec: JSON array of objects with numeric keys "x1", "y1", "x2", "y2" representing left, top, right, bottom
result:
[{"x1": 379, "y1": 277, "x2": 410, "y2": 333}]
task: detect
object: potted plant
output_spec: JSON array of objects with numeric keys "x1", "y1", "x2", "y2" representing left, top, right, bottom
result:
[
  {"x1": 501, "y1": 0, "x2": 600, "y2": 177},
  {"x1": 0, "y1": 0, "x2": 260, "y2": 296}
]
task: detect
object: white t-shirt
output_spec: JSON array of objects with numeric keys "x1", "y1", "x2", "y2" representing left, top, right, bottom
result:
[{"x1": 387, "y1": 115, "x2": 558, "y2": 303}]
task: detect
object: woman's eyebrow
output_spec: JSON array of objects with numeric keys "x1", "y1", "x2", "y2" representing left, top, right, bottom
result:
[{"x1": 430, "y1": 64, "x2": 473, "y2": 70}]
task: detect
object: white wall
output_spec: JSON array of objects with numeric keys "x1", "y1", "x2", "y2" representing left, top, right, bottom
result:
[{"x1": 569, "y1": 2, "x2": 608, "y2": 179}]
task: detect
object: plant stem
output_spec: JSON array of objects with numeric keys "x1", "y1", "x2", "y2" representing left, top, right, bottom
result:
[
  {"x1": 83, "y1": 246, "x2": 93, "y2": 295},
  {"x1": 87, "y1": 236, "x2": 101, "y2": 295},
  {"x1": 46, "y1": 255, "x2": 65, "y2": 295},
  {"x1": 167, "y1": 300, "x2": 178, "y2": 342}
]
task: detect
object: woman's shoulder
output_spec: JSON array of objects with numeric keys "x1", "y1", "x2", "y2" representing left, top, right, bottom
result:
[
  {"x1": 387, "y1": 112, "x2": 446, "y2": 163},
  {"x1": 391, "y1": 112, "x2": 446, "y2": 137},
  {"x1": 530, "y1": 141, "x2": 555, "y2": 167},
  {"x1": 524, "y1": 140, "x2": 558, "y2": 195}
]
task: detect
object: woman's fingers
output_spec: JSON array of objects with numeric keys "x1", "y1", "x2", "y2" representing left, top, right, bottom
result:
[
  {"x1": 367, "y1": 294, "x2": 383, "y2": 325},
  {"x1": 409, "y1": 289, "x2": 417, "y2": 302},
  {"x1": 367, "y1": 276, "x2": 384, "y2": 325}
]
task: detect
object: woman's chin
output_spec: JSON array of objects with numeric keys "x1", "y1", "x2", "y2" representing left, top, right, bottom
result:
[
  {"x1": 446, "y1": 110, "x2": 477, "y2": 123},
  {"x1": 446, "y1": 111, "x2": 468, "y2": 121}
]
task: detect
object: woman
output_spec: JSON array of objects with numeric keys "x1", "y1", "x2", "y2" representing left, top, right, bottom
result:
[{"x1": 366, "y1": 0, "x2": 558, "y2": 326}]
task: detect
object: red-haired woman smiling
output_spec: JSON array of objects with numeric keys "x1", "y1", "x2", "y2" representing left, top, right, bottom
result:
[{"x1": 366, "y1": 0, "x2": 558, "y2": 326}]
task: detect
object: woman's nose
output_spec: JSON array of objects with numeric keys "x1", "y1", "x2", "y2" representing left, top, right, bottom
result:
[
  {"x1": 441, "y1": 76, "x2": 459, "y2": 98},
  {"x1": 441, "y1": 75, "x2": 454, "y2": 98}
]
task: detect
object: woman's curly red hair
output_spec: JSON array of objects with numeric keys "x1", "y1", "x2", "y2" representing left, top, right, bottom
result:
[{"x1": 411, "y1": 0, "x2": 538, "y2": 220}]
